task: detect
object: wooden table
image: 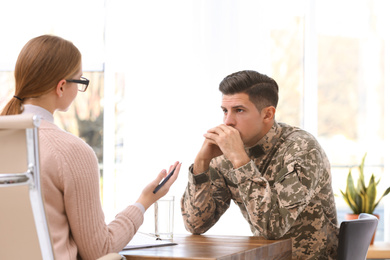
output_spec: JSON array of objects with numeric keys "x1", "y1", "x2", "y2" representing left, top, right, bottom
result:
[
  {"x1": 367, "y1": 242, "x2": 390, "y2": 259},
  {"x1": 121, "y1": 234, "x2": 292, "y2": 260}
]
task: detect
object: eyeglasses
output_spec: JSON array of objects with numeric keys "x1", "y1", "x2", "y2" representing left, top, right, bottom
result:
[{"x1": 66, "y1": 77, "x2": 90, "y2": 92}]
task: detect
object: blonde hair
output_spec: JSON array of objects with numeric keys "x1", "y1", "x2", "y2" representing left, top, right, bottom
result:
[{"x1": 1, "y1": 35, "x2": 81, "y2": 115}]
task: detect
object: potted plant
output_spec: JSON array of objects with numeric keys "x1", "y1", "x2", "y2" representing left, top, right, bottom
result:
[{"x1": 340, "y1": 153, "x2": 390, "y2": 244}]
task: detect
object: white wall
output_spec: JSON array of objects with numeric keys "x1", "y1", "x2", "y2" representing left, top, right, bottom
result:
[{"x1": 102, "y1": 0, "x2": 272, "y2": 236}]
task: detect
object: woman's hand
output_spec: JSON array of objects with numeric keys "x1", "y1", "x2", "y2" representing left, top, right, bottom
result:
[{"x1": 136, "y1": 161, "x2": 181, "y2": 210}]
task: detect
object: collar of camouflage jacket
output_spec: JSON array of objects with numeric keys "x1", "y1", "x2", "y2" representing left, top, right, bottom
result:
[{"x1": 245, "y1": 121, "x2": 283, "y2": 158}]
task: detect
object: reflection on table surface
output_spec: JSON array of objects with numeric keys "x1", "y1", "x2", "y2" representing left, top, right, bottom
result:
[{"x1": 121, "y1": 234, "x2": 292, "y2": 260}]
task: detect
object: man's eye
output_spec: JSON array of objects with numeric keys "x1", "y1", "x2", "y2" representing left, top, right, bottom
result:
[{"x1": 237, "y1": 109, "x2": 244, "y2": 113}]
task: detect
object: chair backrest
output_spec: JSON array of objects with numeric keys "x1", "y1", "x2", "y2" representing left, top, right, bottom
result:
[
  {"x1": 337, "y1": 213, "x2": 379, "y2": 260},
  {"x1": 0, "y1": 114, "x2": 55, "y2": 260}
]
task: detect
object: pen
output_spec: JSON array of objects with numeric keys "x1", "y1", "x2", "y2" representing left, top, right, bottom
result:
[{"x1": 153, "y1": 165, "x2": 177, "y2": 194}]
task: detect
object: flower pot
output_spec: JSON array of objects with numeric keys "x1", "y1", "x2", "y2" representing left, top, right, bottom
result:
[{"x1": 345, "y1": 213, "x2": 379, "y2": 245}]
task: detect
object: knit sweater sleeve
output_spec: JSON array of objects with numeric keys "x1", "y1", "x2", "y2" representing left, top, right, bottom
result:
[{"x1": 46, "y1": 127, "x2": 143, "y2": 260}]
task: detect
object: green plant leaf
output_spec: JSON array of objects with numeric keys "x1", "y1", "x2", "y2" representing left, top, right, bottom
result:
[
  {"x1": 346, "y1": 171, "x2": 359, "y2": 213},
  {"x1": 358, "y1": 153, "x2": 367, "y2": 192},
  {"x1": 384, "y1": 187, "x2": 390, "y2": 196},
  {"x1": 359, "y1": 153, "x2": 367, "y2": 175},
  {"x1": 359, "y1": 191, "x2": 368, "y2": 213},
  {"x1": 366, "y1": 175, "x2": 377, "y2": 214},
  {"x1": 347, "y1": 192, "x2": 359, "y2": 214},
  {"x1": 343, "y1": 153, "x2": 390, "y2": 214},
  {"x1": 373, "y1": 187, "x2": 390, "y2": 212},
  {"x1": 340, "y1": 190, "x2": 354, "y2": 212},
  {"x1": 375, "y1": 177, "x2": 381, "y2": 186}
]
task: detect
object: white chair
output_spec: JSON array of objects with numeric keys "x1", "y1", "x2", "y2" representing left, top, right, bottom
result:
[
  {"x1": 0, "y1": 114, "x2": 54, "y2": 260},
  {"x1": 0, "y1": 114, "x2": 126, "y2": 260},
  {"x1": 337, "y1": 213, "x2": 379, "y2": 260}
]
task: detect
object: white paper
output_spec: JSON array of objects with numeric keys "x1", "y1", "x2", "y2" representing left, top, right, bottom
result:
[{"x1": 122, "y1": 232, "x2": 177, "y2": 250}]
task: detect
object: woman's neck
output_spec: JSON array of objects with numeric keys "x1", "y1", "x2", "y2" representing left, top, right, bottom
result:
[{"x1": 23, "y1": 95, "x2": 56, "y2": 114}]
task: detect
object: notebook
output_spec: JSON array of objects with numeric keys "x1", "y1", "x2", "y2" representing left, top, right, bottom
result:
[{"x1": 121, "y1": 232, "x2": 177, "y2": 250}]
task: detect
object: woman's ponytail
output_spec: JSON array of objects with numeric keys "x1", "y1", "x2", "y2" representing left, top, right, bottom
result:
[{"x1": 1, "y1": 96, "x2": 23, "y2": 115}]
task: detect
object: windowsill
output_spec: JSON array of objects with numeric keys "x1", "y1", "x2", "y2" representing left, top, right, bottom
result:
[{"x1": 367, "y1": 242, "x2": 390, "y2": 259}]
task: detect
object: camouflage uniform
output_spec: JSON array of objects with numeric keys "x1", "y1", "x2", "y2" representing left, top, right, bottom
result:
[{"x1": 181, "y1": 121, "x2": 339, "y2": 260}]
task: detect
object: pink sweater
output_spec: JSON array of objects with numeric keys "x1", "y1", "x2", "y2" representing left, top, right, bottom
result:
[{"x1": 38, "y1": 120, "x2": 143, "y2": 260}]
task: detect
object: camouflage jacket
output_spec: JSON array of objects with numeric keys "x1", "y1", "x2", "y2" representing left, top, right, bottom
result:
[{"x1": 181, "y1": 121, "x2": 339, "y2": 260}]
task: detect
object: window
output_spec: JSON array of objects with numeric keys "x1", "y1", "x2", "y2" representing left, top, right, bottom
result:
[
  {"x1": 316, "y1": 0, "x2": 389, "y2": 241},
  {"x1": 0, "y1": 0, "x2": 106, "y2": 198},
  {"x1": 1, "y1": 0, "x2": 389, "y2": 241}
]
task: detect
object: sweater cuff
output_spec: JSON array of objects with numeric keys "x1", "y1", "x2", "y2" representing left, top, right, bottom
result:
[
  {"x1": 122, "y1": 204, "x2": 144, "y2": 229},
  {"x1": 133, "y1": 202, "x2": 145, "y2": 214}
]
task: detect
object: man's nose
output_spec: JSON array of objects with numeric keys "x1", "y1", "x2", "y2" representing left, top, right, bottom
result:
[{"x1": 224, "y1": 112, "x2": 236, "y2": 126}]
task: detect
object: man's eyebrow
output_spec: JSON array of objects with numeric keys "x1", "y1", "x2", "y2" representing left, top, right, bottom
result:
[{"x1": 221, "y1": 105, "x2": 246, "y2": 109}]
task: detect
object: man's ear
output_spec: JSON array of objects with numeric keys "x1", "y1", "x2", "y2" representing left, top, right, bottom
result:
[
  {"x1": 263, "y1": 106, "x2": 276, "y2": 122},
  {"x1": 55, "y1": 80, "x2": 67, "y2": 97}
]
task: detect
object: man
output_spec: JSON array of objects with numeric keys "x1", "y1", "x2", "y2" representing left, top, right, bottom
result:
[{"x1": 181, "y1": 70, "x2": 339, "y2": 259}]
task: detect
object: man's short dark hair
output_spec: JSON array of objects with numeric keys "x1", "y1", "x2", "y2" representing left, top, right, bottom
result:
[{"x1": 219, "y1": 70, "x2": 279, "y2": 112}]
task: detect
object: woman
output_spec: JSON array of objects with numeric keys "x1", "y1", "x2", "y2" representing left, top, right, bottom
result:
[{"x1": 1, "y1": 35, "x2": 181, "y2": 260}]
